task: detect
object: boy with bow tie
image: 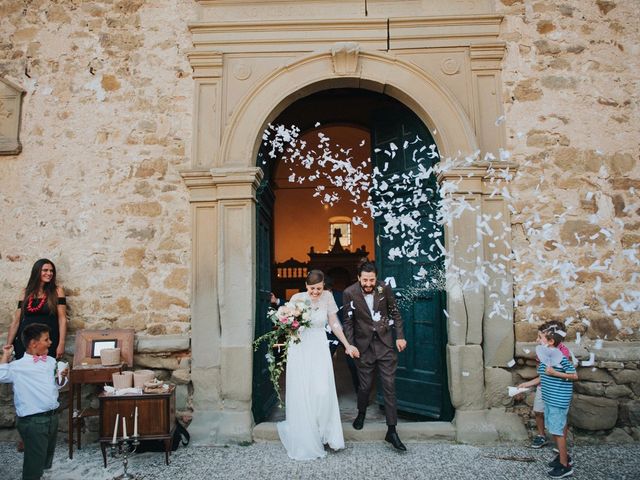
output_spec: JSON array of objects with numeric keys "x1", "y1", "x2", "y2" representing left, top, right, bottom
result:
[{"x1": 1, "y1": 323, "x2": 68, "y2": 480}]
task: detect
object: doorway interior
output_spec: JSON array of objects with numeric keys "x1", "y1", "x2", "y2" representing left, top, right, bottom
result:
[{"x1": 253, "y1": 88, "x2": 453, "y2": 424}]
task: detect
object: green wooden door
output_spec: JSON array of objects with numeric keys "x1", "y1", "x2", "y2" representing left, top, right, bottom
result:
[
  {"x1": 252, "y1": 149, "x2": 278, "y2": 423},
  {"x1": 371, "y1": 106, "x2": 453, "y2": 420}
]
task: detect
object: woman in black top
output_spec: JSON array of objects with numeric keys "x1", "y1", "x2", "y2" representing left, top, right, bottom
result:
[{"x1": 6, "y1": 259, "x2": 68, "y2": 359}]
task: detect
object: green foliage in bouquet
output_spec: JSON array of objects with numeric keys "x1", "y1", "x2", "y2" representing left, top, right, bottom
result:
[{"x1": 253, "y1": 299, "x2": 312, "y2": 406}]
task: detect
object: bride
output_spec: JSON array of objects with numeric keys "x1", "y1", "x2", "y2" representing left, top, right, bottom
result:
[{"x1": 277, "y1": 269, "x2": 360, "y2": 460}]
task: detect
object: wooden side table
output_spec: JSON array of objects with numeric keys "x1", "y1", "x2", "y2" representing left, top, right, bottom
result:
[
  {"x1": 99, "y1": 385, "x2": 176, "y2": 466},
  {"x1": 68, "y1": 364, "x2": 123, "y2": 459}
]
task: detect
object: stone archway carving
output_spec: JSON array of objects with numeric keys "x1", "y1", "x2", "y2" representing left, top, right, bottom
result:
[
  {"x1": 184, "y1": 43, "x2": 519, "y2": 445},
  {"x1": 218, "y1": 45, "x2": 478, "y2": 168}
]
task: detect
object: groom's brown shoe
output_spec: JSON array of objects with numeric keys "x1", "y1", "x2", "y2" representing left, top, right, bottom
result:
[
  {"x1": 385, "y1": 431, "x2": 407, "y2": 451},
  {"x1": 352, "y1": 413, "x2": 365, "y2": 430}
]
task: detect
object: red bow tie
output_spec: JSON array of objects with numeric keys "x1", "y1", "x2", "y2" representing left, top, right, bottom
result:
[{"x1": 32, "y1": 355, "x2": 48, "y2": 363}]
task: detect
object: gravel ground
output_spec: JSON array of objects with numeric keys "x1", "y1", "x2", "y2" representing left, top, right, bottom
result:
[{"x1": 1, "y1": 440, "x2": 639, "y2": 480}]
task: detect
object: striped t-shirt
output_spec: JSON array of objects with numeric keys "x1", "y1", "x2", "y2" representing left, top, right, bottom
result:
[{"x1": 538, "y1": 356, "x2": 576, "y2": 409}]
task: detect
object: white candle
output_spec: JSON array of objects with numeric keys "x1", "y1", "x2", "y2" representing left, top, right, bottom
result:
[
  {"x1": 133, "y1": 407, "x2": 138, "y2": 437},
  {"x1": 112, "y1": 413, "x2": 119, "y2": 443},
  {"x1": 122, "y1": 417, "x2": 128, "y2": 439}
]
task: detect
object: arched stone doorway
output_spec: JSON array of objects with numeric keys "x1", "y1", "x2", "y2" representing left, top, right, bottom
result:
[
  {"x1": 251, "y1": 87, "x2": 454, "y2": 424},
  {"x1": 182, "y1": 46, "x2": 518, "y2": 445}
]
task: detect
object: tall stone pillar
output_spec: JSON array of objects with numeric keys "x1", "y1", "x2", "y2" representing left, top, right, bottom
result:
[{"x1": 181, "y1": 166, "x2": 262, "y2": 445}]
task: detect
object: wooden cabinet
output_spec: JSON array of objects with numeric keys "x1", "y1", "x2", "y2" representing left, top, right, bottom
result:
[
  {"x1": 68, "y1": 365, "x2": 123, "y2": 459},
  {"x1": 98, "y1": 386, "x2": 176, "y2": 466}
]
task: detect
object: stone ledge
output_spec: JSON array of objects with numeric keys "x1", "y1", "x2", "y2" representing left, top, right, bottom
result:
[
  {"x1": 136, "y1": 334, "x2": 191, "y2": 353},
  {"x1": 515, "y1": 342, "x2": 640, "y2": 362},
  {"x1": 62, "y1": 334, "x2": 191, "y2": 356},
  {"x1": 252, "y1": 421, "x2": 456, "y2": 442}
]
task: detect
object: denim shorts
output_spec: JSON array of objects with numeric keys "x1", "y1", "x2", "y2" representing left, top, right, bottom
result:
[{"x1": 544, "y1": 403, "x2": 569, "y2": 436}]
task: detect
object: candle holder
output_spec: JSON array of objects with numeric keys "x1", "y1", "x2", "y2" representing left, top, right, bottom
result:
[{"x1": 110, "y1": 436, "x2": 140, "y2": 479}]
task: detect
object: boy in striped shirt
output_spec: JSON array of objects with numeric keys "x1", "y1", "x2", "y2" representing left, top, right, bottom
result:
[{"x1": 538, "y1": 327, "x2": 578, "y2": 478}]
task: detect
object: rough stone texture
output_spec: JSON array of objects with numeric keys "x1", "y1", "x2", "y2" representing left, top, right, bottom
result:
[
  {"x1": 484, "y1": 367, "x2": 513, "y2": 408},
  {"x1": 447, "y1": 345, "x2": 486, "y2": 410},
  {"x1": 603, "y1": 428, "x2": 636, "y2": 443},
  {"x1": 136, "y1": 334, "x2": 190, "y2": 353},
  {"x1": 568, "y1": 394, "x2": 618, "y2": 431},
  {"x1": 0, "y1": 384, "x2": 15, "y2": 427},
  {"x1": 612, "y1": 369, "x2": 640, "y2": 384},
  {"x1": 618, "y1": 400, "x2": 640, "y2": 427},
  {"x1": 171, "y1": 368, "x2": 191, "y2": 385},
  {"x1": 134, "y1": 354, "x2": 181, "y2": 371}
]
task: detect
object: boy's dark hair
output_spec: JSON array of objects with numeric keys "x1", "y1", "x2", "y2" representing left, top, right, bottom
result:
[
  {"x1": 538, "y1": 320, "x2": 566, "y2": 333},
  {"x1": 357, "y1": 260, "x2": 377, "y2": 276},
  {"x1": 544, "y1": 330, "x2": 564, "y2": 347},
  {"x1": 22, "y1": 323, "x2": 51, "y2": 349}
]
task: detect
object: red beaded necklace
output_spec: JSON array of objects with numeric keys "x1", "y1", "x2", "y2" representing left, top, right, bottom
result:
[{"x1": 26, "y1": 293, "x2": 47, "y2": 313}]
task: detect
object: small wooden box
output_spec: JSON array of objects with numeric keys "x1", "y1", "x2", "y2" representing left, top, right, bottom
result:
[{"x1": 73, "y1": 329, "x2": 134, "y2": 368}]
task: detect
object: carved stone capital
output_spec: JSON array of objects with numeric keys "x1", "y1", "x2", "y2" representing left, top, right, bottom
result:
[
  {"x1": 187, "y1": 50, "x2": 223, "y2": 78},
  {"x1": 330, "y1": 42, "x2": 360, "y2": 76}
]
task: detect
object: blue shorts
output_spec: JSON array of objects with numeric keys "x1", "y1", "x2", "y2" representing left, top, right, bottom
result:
[{"x1": 544, "y1": 404, "x2": 569, "y2": 436}]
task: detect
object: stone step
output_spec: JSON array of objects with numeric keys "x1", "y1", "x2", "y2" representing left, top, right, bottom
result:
[{"x1": 253, "y1": 421, "x2": 455, "y2": 442}]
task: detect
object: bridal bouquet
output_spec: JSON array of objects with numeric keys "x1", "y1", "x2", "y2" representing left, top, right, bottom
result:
[{"x1": 253, "y1": 299, "x2": 312, "y2": 406}]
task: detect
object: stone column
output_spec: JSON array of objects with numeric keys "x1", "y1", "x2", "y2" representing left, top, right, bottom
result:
[
  {"x1": 186, "y1": 51, "x2": 223, "y2": 169},
  {"x1": 470, "y1": 43, "x2": 506, "y2": 156},
  {"x1": 181, "y1": 167, "x2": 262, "y2": 445}
]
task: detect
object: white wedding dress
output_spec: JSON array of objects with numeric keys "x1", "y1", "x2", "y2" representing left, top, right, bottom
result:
[{"x1": 277, "y1": 291, "x2": 345, "y2": 460}]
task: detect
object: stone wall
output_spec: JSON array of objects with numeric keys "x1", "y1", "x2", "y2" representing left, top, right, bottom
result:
[
  {"x1": 0, "y1": 0, "x2": 637, "y2": 439},
  {"x1": 511, "y1": 341, "x2": 640, "y2": 441},
  {"x1": 498, "y1": 0, "x2": 639, "y2": 331},
  {"x1": 0, "y1": 0, "x2": 196, "y2": 424},
  {"x1": 496, "y1": 0, "x2": 639, "y2": 439}
]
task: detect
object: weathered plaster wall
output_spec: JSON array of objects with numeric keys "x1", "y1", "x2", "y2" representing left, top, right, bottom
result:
[
  {"x1": 0, "y1": 0, "x2": 197, "y2": 424},
  {"x1": 496, "y1": 0, "x2": 639, "y2": 436},
  {"x1": 498, "y1": 0, "x2": 639, "y2": 338},
  {"x1": 0, "y1": 0, "x2": 195, "y2": 333}
]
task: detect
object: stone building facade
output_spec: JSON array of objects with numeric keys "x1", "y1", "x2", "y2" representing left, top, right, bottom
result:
[{"x1": 0, "y1": 0, "x2": 638, "y2": 444}]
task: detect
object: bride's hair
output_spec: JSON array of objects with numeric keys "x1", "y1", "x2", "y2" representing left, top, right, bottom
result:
[{"x1": 306, "y1": 269, "x2": 324, "y2": 285}]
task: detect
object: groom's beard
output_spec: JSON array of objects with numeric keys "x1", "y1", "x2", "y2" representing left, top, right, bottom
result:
[{"x1": 361, "y1": 285, "x2": 375, "y2": 294}]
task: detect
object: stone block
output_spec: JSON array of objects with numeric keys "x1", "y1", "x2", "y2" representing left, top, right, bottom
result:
[
  {"x1": 189, "y1": 409, "x2": 252, "y2": 446},
  {"x1": 604, "y1": 384, "x2": 632, "y2": 399},
  {"x1": 136, "y1": 334, "x2": 190, "y2": 353},
  {"x1": 592, "y1": 343, "x2": 640, "y2": 362},
  {"x1": 576, "y1": 367, "x2": 614, "y2": 383},
  {"x1": 487, "y1": 409, "x2": 528, "y2": 442},
  {"x1": 171, "y1": 368, "x2": 191, "y2": 384},
  {"x1": 603, "y1": 428, "x2": 635, "y2": 443},
  {"x1": 447, "y1": 345, "x2": 485, "y2": 410},
  {"x1": 175, "y1": 384, "x2": 190, "y2": 411},
  {"x1": 568, "y1": 394, "x2": 618, "y2": 431},
  {"x1": 220, "y1": 346, "x2": 252, "y2": 402},
  {"x1": 574, "y1": 381, "x2": 605, "y2": 397},
  {"x1": 134, "y1": 354, "x2": 180, "y2": 370},
  {"x1": 611, "y1": 369, "x2": 640, "y2": 385},
  {"x1": 483, "y1": 312, "x2": 514, "y2": 367},
  {"x1": 191, "y1": 367, "x2": 221, "y2": 411},
  {"x1": 484, "y1": 368, "x2": 513, "y2": 408},
  {"x1": 454, "y1": 410, "x2": 499, "y2": 444},
  {"x1": 618, "y1": 400, "x2": 640, "y2": 427},
  {"x1": 514, "y1": 322, "x2": 538, "y2": 342}
]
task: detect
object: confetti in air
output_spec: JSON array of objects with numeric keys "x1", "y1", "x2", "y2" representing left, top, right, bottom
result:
[{"x1": 261, "y1": 119, "x2": 640, "y2": 350}]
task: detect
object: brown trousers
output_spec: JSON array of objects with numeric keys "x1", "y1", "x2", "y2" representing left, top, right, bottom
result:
[{"x1": 356, "y1": 335, "x2": 398, "y2": 426}]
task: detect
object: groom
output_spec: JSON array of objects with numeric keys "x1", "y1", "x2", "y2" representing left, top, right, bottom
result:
[{"x1": 343, "y1": 261, "x2": 407, "y2": 451}]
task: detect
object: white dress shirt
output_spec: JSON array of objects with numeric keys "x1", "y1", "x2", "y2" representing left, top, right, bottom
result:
[
  {"x1": 364, "y1": 292, "x2": 375, "y2": 317},
  {"x1": 0, "y1": 353, "x2": 60, "y2": 417}
]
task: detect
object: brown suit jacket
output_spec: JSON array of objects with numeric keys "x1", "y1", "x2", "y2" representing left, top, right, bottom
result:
[{"x1": 343, "y1": 281, "x2": 404, "y2": 354}]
